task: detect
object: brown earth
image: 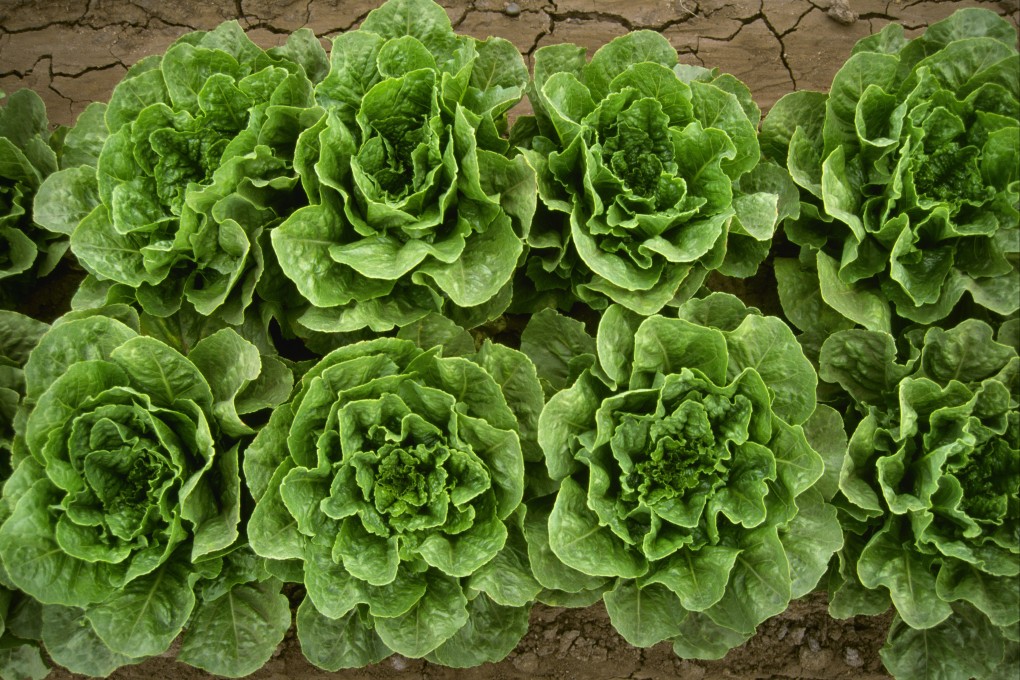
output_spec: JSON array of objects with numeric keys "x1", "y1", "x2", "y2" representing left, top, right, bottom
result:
[
  {"x1": 2, "y1": 1, "x2": 1017, "y2": 678},
  {"x1": 2, "y1": 0, "x2": 1019, "y2": 127}
]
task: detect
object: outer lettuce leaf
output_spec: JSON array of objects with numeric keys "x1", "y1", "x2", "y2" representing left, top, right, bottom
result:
[
  {"x1": 882, "y1": 603, "x2": 1014, "y2": 680},
  {"x1": 0, "y1": 312, "x2": 47, "y2": 476},
  {"x1": 177, "y1": 549, "x2": 292, "y2": 678},
  {"x1": 39, "y1": 605, "x2": 140, "y2": 678},
  {"x1": 0, "y1": 311, "x2": 49, "y2": 680},
  {"x1": 764, "y1": 9, "x2": 1020, "y2": 331},
  {"x1": 0, "y1": 630, "x2": 50, "y2": 680},
  {"x1": 522, "y1": 294, "x2": 842, "y2": 659}
]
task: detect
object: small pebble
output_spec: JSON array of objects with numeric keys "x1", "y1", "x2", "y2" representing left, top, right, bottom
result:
[
  {"x1": 505, "y1": 2, "x2": 521, "y2": 17},
  {"x1": 799, "y1": 645, "x2": 832, "y2": 673},
  {"x1": 675, "y1": 660, "x2": 706, "y2": 680},
  {"x1": 845, "y1": 647, "x2": 864, "y2": 668},
  {"x1": 512, "y1": 651, "x2": 540, "y2": 673},
  {"x1": 389, "y1": 655, "x2": 409, "y2": 671}
]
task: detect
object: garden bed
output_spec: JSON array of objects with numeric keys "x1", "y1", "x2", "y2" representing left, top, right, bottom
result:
[{"x1": 2, "y1": 1, "x2": 1017, "y2": 679}]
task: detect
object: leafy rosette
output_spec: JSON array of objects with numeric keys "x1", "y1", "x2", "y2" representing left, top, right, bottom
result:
[
  {"x1": 272, "y1": 0, "x2": 536, "y2": 333},
  {"x1": 0, "y1": 311, "x2": 49, "y2": 680},
  {"x1": 821, "y1": 319, "x2": 1019, "y2": 680},
  {"x1": 522, "y1": 294, "x2": 842, "y2": 659},
  {"x1": 0, "y1": 308, "x2": 294, "y2": 677},
  {"x1": 37, "y1": 22, "x2": 328, "y2": 327},
  {"x1": 764, "y1": 9, "x2": 1020, "y2": 334},
  {"x1": 245, "y1": 333, "x2": 548, "y2": 667},
  {"x1": 0, "y1": 311, "x2": 47, "y2": 475},
  {"x1": 515, "y1": 33, "x2": 797, "y2": 314},
  {"x1": 0, "y1": 90, "x2": 71, "y2": 306}
]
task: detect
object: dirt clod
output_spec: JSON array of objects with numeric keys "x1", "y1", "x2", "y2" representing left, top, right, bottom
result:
[
  {"x1": 801, "y1": 645, "x2": 834, "y2": 673},
  {"x1": 827, "y1": 0, "x2": 859, "y2": 25},
  {"x1": 559, "y1": 629, "x2": 581, "y2": 655},
  {"x1": 790, "y1": 625, "x2": 807, "y2": 645},
  {"x1": 677, "y1": 660, "x2": 706, "y2": 679}
]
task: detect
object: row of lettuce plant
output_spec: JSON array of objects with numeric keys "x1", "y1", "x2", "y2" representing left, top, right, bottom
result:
[
  {"x1": 761, "y1": 12, "x2": 1019, "y2": 679},
  {"x1": 0, "y1": 1, "x2": 1016, "y2": 679}
]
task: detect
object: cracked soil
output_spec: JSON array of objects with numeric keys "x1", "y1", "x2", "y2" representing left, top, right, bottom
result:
[{"x1": 2, "y1": 0, "x2": 1019, "y2": 678}]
